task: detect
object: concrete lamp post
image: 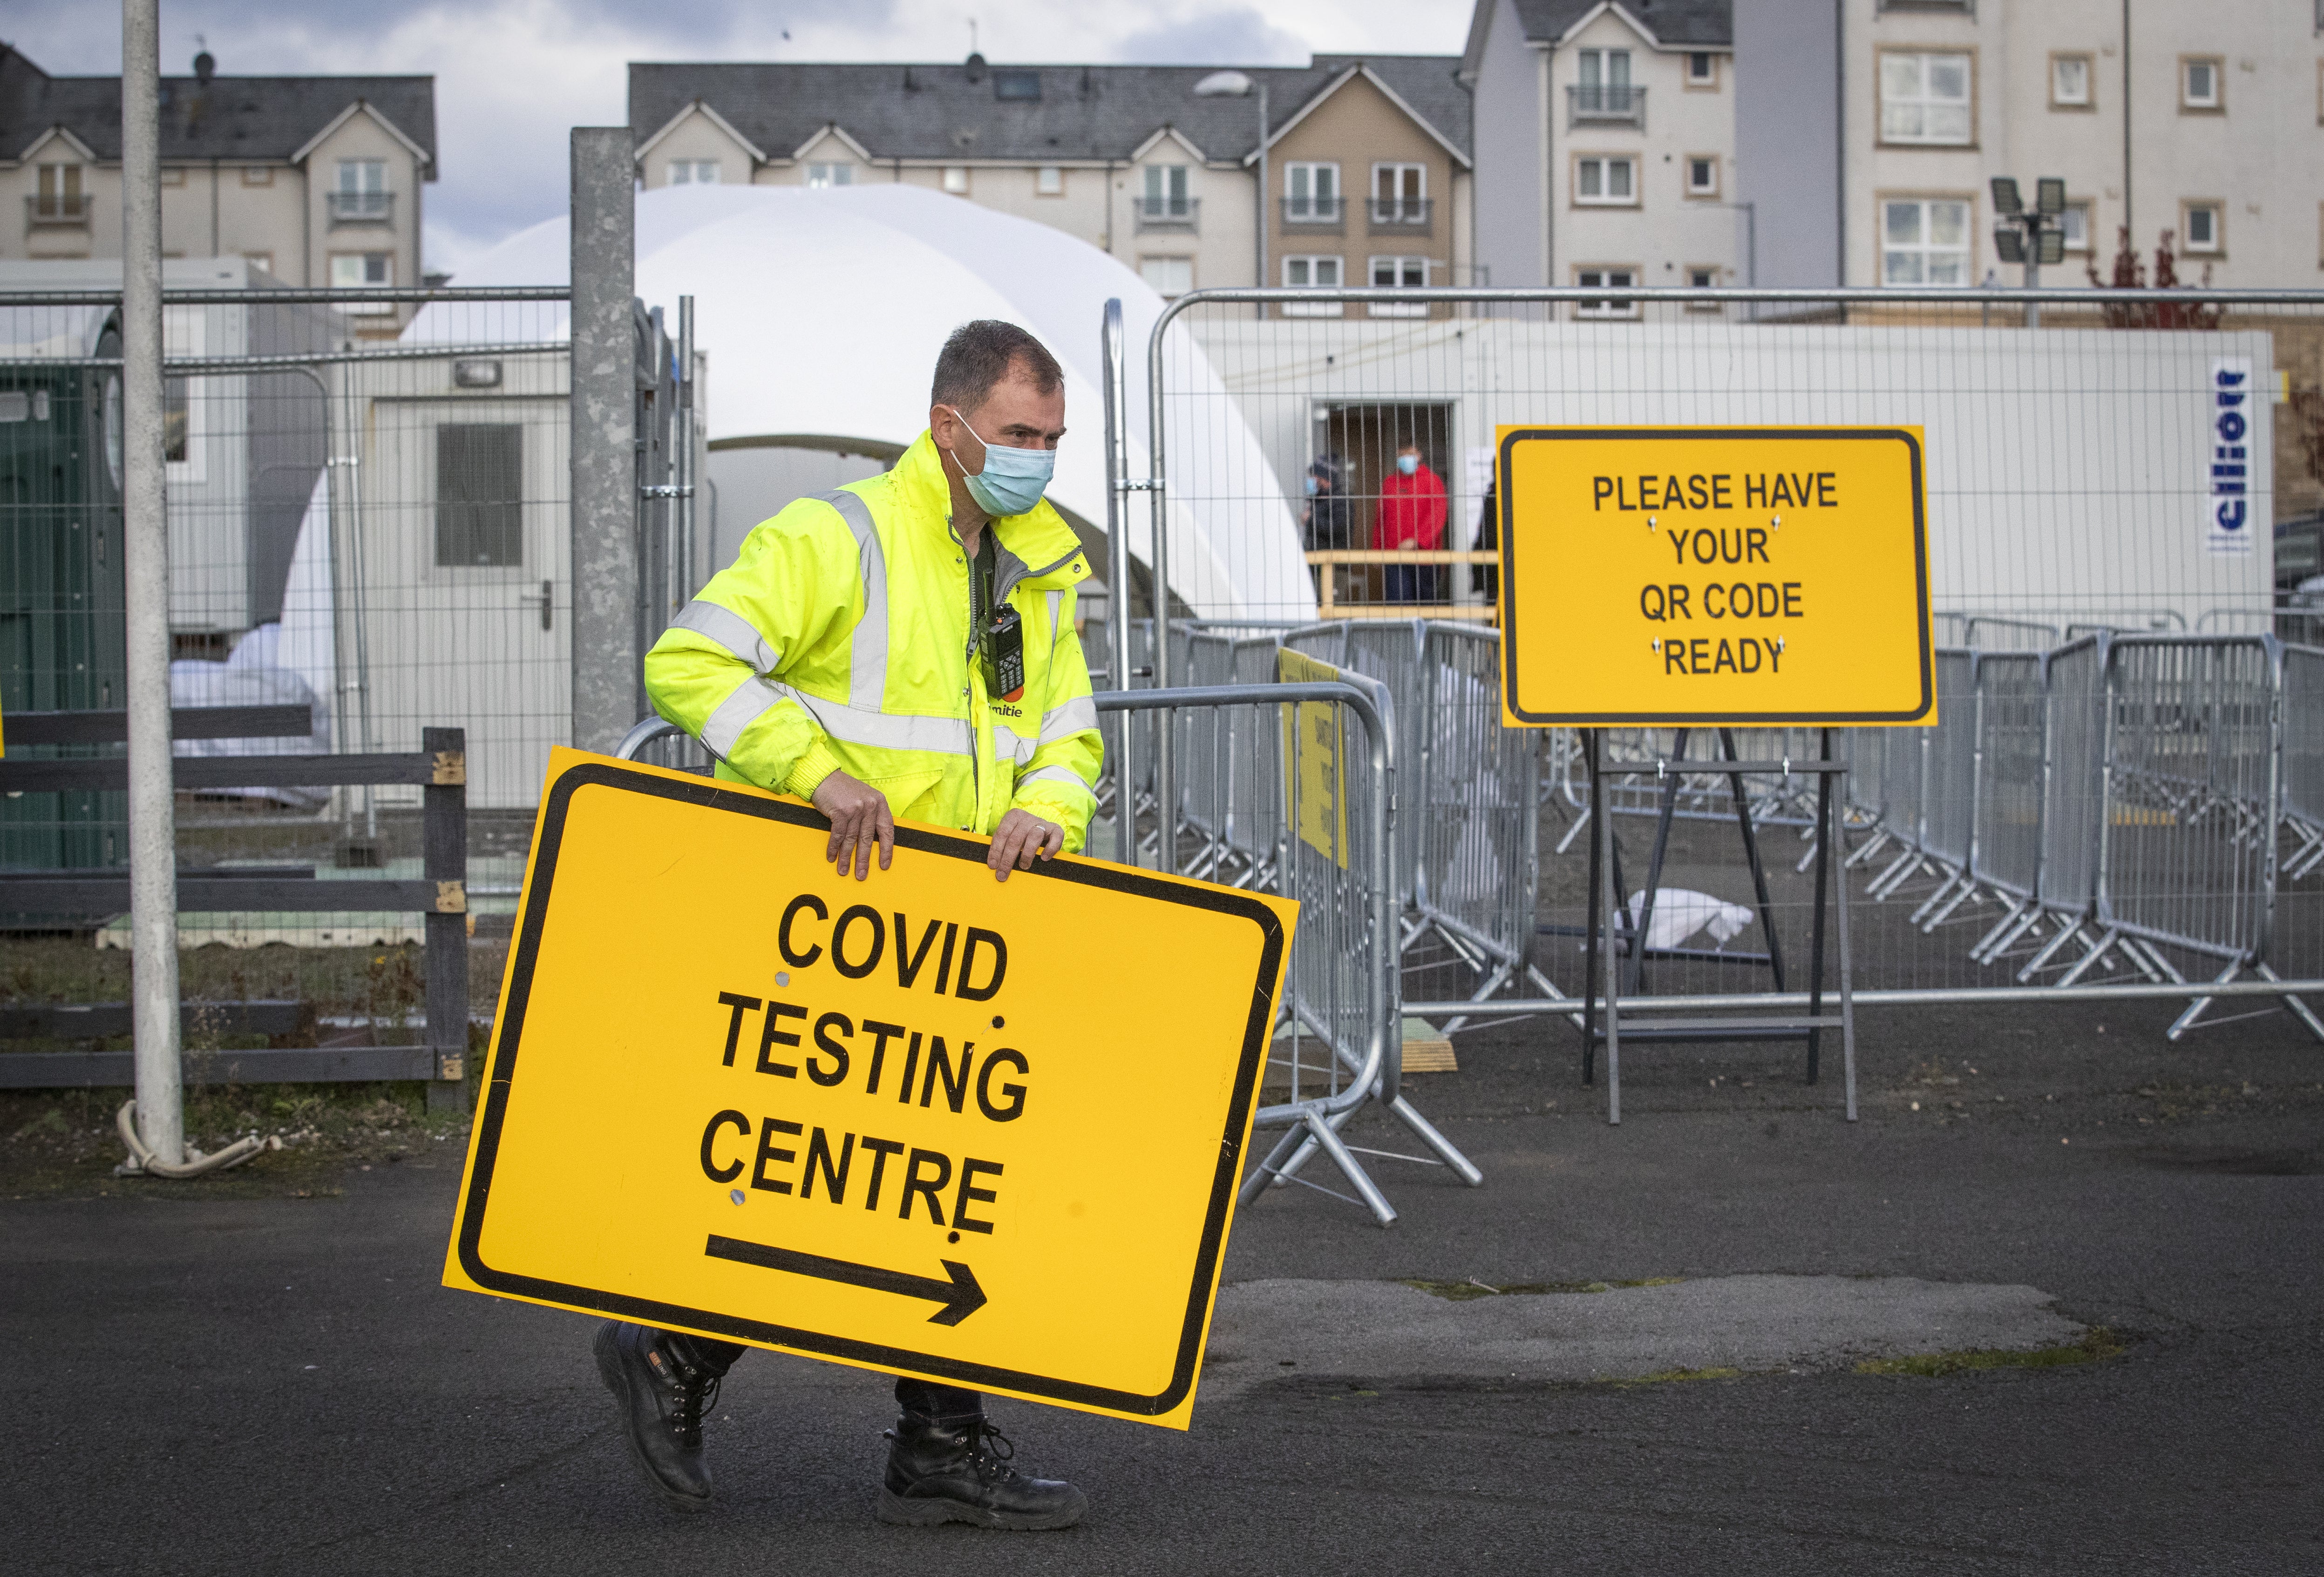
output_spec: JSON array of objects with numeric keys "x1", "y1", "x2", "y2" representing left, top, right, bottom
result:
[
  {"x1": 1991, "y1": 176, "x2": 2068, "y2": 328},
  {"x1": 1193, "y1": 70, "x2": 1266, "y2": 316}
]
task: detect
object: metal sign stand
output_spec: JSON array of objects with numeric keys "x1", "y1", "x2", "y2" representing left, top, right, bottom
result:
[{"x1": 1578, "y1": 728, "x2": 1857, "y2": 1125}]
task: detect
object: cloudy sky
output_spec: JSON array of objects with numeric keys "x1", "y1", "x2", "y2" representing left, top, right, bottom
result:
[{"x1": 16, "y1": 1, "x2": 1471, "y2": 278}]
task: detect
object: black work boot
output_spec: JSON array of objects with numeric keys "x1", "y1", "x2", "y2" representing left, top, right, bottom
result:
[
  {"x1": 593, "y1": 1322, "x2": 724, "y2": 1511},
  {"x1": 877, "y1": 1411, "x2": 1087, "y2": 1529}
]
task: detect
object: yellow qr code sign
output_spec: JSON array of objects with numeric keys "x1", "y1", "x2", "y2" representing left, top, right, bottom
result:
[
  {"x1": 1496, "y1": 427, "x2": 1935, "y2": 727},
  {"x1": 444, "y1": 749, "x2": 1295, "y2": 1430}
]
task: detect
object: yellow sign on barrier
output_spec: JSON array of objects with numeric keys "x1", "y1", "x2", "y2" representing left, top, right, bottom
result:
[
  {"x1": 444, "y1": 749, "x2": 1295, "y2": 1430},
  {"x1": 1276, "y1": 648, "x2": 1349, "y2": 869},
  {"x1": 1496, "y1": 426, "x2": 1934, "y2": 726}
]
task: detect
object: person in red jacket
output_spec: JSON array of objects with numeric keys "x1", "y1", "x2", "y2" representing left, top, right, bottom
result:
[{"x1": 1373, "y1": 443, "x2": 1446, "y2": 604}]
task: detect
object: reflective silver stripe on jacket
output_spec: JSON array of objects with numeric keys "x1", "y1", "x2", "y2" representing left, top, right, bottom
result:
[
  {"x1": 1016, "y1": 764, "x2": 1088, "y2": 791},
  {"x1": 700, "y1": 674, "x2": 784, "y2": 759},
  {"x1": 1038, "y1": 695, "x2": 1098, "y2": 744},
  {"x1": 822, "y1": 488, "x2": 889, "y2": 711},
  {"x1": 992, "y1": 721, "x2": 1037, "y2": 765},
  {"x1": 775, "y1": 682, "x2": 973, "y2": 756},
  {"x1": 669, "y1": 599, "x2": 777, "y2": 673}
]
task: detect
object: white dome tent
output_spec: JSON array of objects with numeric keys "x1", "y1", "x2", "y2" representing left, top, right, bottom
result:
[{"x1": 412, "y1": 184, "x2": 1311, "y2": 622}]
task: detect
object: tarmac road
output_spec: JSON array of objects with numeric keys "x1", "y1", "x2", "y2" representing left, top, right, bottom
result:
[{"x1": 8, "y1": 994, "x2": 2322, "y2": 1576}]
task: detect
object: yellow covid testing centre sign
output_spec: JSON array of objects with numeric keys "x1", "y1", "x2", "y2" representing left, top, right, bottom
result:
[
  {"x1": 1496, "y1": 427, "x2": 1934, "y2": 727},
  {"x1": 445, "y1": 750, "x2": 1296, "y2": 1430}
]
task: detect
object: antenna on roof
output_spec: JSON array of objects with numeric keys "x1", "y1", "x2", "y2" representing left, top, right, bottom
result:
[{"x1": 968, "y1": 18, "x2": 979, "y2": 55}]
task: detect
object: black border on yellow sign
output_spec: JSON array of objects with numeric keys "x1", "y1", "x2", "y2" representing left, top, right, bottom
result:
[
  {"x1": 1496, "y1": 427, "x2": 1934, "y2": 725},
  {"x1": 455, "y1": 760, "x2": 1284, "y2": 1417}
]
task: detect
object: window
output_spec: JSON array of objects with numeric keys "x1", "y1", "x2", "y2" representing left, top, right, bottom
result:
[
  {"x1": 1142, "y1": 164, "x2": 1191, "y2": 219},
  {"x1": 1685, "y1": 265, "x2": 1723, "y2": 311},
  {"x1": 1281, "y1": 255, "x2": 1343, "y2": 316},
  {"x1": 1369, "y1": 256, "x2": 1428, "y2": 317},
  {"x1": 1686, "y1": 52, "x2": 1718, "y2": 88},
  {"x1": 1879, "y1": 51, "x2": 1974, "y2": 144},
  {"x1": 942, "y1": 166, "x2": 970, "y2": 195},
  {"x1": 330, "y1": 251, "x2": 396, "y2": 312},
  {"x1": 1036, "y1": 165, "x2": 1063, "y2": 196},
  {"x1": 2059, "y1": 202, "x2": 2092, "y2": 253},
  {"x1": 1574, "y1": 267, "x2": 1638, "y2": 320},
  {"x1": 1372, "y1": 163, "x2": 1426, "y2": 225},
  {"x1": 436, "y1": 425, "x2": 524, "y2": 568},
  {"x1": 240, "y1": 165, "x2": 272, "y2": 186},
  {"x1": 1685, "y1": 155, "x2": 1719, "y2": 198},
  {"x1": 2181, "y1": 57, "x2": 2222, "y2": 111},
  {"x1": 2051, "y1": 53, "x2": 2093, "y2": 109},
  {"x1": 162, "y1": 307, "x2": 203, "y2": 477},
  {"x1": 1575, "y1": 156, "x2": 1637, "y2": 206},
  {"x1": 1284, "y1": 162, "x2": 1340, "y2": 221},
  {"x1": 1577, "y1": 48, "x2": 1634, "y2": 114},
  {"x1": 805, "y1": 163, "x2": 851, "y2": 188},
  {"x1": 164, "y1": 377, "x2": 189, "y2": 463},
  {"x1": 1140, "y1": 256, "x2": 1192, "y2": 297},
  {"x1": 1881, "y1": 197, "x2": 1972, "y2": 284},
  {"x1": 334, "y1": 158, "x2": 389, "y2": 218},
  {"x1": 670, "y1": 160, "x2": 721, "y2": 185},
  {"x1": 33, "y1": 163, "x2": 85, "y2": 220},
  {"x1": 2181, "y1": 201, "x2": 2223, "y2": 253}
]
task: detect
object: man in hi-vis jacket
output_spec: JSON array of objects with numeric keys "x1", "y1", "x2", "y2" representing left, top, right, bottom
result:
[{"x1": 599, "y1": 321, "x2": 1100, "y2": 1531}]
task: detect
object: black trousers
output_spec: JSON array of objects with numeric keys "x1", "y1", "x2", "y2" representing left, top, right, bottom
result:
[{"x1": 658, "y1": 1329, "x2": 980, "y2": 1421}]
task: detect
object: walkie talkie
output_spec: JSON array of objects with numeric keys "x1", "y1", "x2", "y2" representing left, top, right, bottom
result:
[{"x1": 976, "y1": 533, "x2": 1026, "y2": 702}]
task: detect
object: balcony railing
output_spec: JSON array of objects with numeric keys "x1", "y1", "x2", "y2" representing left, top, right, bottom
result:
[
  {"x1": 1280, "y1": 195, "x2": 1345, "y2": 233},
  {"x1": 327, "y1": 190, "x2": 395, "y2": 225},
  {"x1": 1366, "y1": 197, "x2": 1434, "y2": 234},
  {"x1": 26, "y1": 193, "x2": 92, "y2": 227},
  {"x1": 1132, "y1": 195, "x2": 1199, "y2": 231},
  {"x1": 1568, "y1": 83, "x2": 1646, "y2": 127}
]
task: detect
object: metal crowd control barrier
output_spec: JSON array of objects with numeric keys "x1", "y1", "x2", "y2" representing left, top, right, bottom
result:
[
  {"x1": 1412, "y1": 624, "x2": 1547, "y2": 1021},
  {"x1": 0, "y1": 711, "x2": 471, "y2": 1103},
  {"x1": 1094, "y1": 681, "x2": 1481, "y2": 1227},
  {"x1": 2283, "y1": 645, "x2": 2324, "y2": 880}
]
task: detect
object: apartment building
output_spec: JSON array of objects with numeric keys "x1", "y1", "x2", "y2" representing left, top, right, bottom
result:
[
  {"x1": 0, "y1": 44, "x2": 435, "y2": 330},
  {"x1": 1462, "y1": 0, "x2": 1740, "y2": 306},
  {"x1": 627, "y1": 53, "x2": 1474, "y2": 307},
  {"x1": 1739, "y1": 1, "x2": 2324, "y2": 291}
]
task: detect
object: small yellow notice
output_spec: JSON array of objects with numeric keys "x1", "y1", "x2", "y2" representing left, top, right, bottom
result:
[
  {"x1": 444, "y1": 749, "x2": 1296, "y2": 1429},
  {"x1": 1276, "y1": 648, "x2": 1349, "y2": 869},
  {"x1": 1496, "y1": 426, "x2": 1934, "y2": 726}
]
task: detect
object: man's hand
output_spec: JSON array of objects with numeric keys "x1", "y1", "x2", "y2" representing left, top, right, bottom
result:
[
  {"x1": 810, "y1": 770, "x2": 894, "y2": 881},
  {"x1": 988, "y1": 808, "x2": 1064, "y2": 881}
]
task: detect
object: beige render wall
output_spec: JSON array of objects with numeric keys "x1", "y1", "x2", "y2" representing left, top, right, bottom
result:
[
  {"x1": 1268, "y1": 71, "x2": 1462, "y2": 309},
  {"x1": 303, "y1": 114, "x2": 427, "y2": 316},
  {"x1": 156, "y1": 164, "x2": 309, "y2": 274}
]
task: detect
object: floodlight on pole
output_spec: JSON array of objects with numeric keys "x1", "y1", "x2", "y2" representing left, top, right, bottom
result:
[
  {"x1": 1194, "y1": 70, "x2": 1267, "y2": 314},
  {"x1": 1990, "y1": 173, "x2": 2068, "y2": 327}
]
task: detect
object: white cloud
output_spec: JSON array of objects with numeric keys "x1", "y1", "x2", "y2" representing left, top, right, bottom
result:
[{"x1": 8, "y1": 0, "x2": 1469, "y2": 277}]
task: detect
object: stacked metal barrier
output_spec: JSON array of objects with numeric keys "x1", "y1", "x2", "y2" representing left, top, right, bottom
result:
[
  {"x1": 2282, "y1": 646, "x2": 2324, "y2": 880},
  {"x1": 1412, "y1": 624, "x2": 1543, "y2": 1009},
  {"x1": 1965, "y1": 649, "x2": 2048, "y2": 963}
]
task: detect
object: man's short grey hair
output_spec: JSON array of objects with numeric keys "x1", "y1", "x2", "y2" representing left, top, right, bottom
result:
[{"x1": 931, "y1": 320, "x2": 1065, "y2": 414}]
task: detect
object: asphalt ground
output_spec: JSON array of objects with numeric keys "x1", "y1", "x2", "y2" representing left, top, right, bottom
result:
[{"x1": 8, "y1": 992, "x2": 2323, "y2": 1576}]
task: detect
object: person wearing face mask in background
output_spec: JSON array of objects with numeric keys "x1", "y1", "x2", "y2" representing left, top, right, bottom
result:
[
  {"x1": 614, "y1": 321, "x2": 1098, "y2": 1531},
  {"x1": 1374, "y1": 441, "x2": 1447, "y2": 605},
  {"x1": 1300, "y1": 452, "x2": 1351, "y2": 601}
]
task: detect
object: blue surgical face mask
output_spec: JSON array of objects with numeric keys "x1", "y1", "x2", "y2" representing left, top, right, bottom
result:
[
  {"x1": 1304, "y1": 475, "x2": 1319, "y2": 495},
  {"x1": 1397, "y1": 453, "x2": 1420, "y2": 476},
  {"x1": 946, "y1": 406, "x2": 1056, "y2": 517}
]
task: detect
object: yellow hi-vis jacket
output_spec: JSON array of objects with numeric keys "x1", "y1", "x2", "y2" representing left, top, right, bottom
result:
[{"x1": 641, "y1": 431, "x2": 1103, "y2": 849}]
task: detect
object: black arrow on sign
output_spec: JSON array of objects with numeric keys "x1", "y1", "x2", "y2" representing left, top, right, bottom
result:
[{"x1": 704, "y1": 1234, "x2": 989, "y2": 1326}]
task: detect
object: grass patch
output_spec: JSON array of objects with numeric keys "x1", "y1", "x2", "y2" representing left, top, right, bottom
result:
[
  {"x1": 1855, "y1": 1327, "x2": 2124, "y2": 1378},
  {"x1": 1402, "y1": 1276, "x2": 1685, "y2": 1302}
]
